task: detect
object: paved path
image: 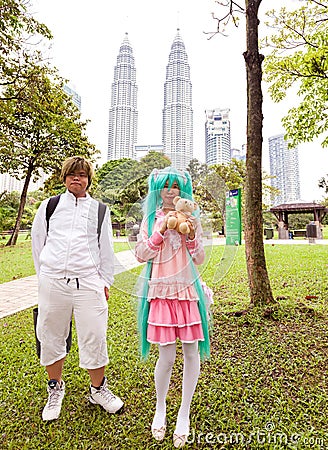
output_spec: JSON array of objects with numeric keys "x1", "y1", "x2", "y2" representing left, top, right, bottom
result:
[{"x1": 0, "y1": 237, "x2": 326, "y2": 319}]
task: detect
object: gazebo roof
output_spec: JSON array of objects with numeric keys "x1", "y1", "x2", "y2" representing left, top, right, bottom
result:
[{"x1": 270, "y1": 202, "x2": 328, "y2": 213}]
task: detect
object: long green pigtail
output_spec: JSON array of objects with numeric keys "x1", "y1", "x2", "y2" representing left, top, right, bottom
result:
[
  {"x1": 137, "y1": 261, "x2": 152, "y2": 359},
  {"x1": 188, "y1": 253, "x2": 211, "y2": 360}
]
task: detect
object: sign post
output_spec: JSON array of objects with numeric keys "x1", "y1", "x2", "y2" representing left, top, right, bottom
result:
[{"x1": 225, "y1": 188, "x2": 242, "y2": 246}]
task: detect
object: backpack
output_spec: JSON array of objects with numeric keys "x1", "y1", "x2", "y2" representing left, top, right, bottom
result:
[{"x1": 45, "y1": 194, "x2": 107, "y2": 243}]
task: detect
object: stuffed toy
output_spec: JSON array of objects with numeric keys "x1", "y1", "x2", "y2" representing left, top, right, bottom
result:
[{"x1": 166, "y1": 196, "x2": 197, "y2": 234}]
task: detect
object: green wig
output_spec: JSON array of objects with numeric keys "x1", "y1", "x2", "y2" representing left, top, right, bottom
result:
[{"x1": 144, "y1": 167, "x2": 195, "y2": 236}]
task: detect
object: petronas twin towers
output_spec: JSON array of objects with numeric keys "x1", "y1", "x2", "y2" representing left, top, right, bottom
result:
[{"x1": 107, "y1": 30, "x2": 193, "y2": 170}]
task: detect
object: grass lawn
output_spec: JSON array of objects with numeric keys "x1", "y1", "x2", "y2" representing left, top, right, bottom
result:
[{"x1": 1, "y1": 243, "x2": 328, "y2": 449}]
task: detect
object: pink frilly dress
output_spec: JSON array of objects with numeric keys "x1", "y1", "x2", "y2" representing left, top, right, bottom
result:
[{"x1": 135, "y1": 210, "x2": 205, "y2": 346}]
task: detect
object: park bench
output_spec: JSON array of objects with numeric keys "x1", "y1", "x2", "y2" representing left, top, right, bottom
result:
[{"x1": 292, "y1": 229, "x2": 307, "y2": 238}]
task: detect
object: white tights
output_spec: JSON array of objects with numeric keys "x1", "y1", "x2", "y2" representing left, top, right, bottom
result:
[{"x1": 152, "y1": 341, "x2": 200, "y2": 435}]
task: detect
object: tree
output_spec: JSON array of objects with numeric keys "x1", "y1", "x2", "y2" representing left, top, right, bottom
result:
[
  {"x1": 186, "y1": 158, "x2": 208, "y2": 183},
  {"x1": 263, "y1": 1, "x2": 328, "y2": 148},
  {"x1": 96, "y1": 152, "x2": 171, "y2": 229},
  {"x1": 0, "y1": 189, "x2": 45, "y2": 232},
  {"x1": 97, "y1": 159, "x2": 139, "y2": 191},
  {"x1": 0, "y1": 0, "x2": 52, "y2": 101},
  {"x1": 319, "y1": 175, "x2": 328, "y2": 194},
  {"x1": 0, "y1": 67, "x2": 97, "y2": 245},
  {"x1": 211, "y1": 0, "x2": 274, "y2": 305}
]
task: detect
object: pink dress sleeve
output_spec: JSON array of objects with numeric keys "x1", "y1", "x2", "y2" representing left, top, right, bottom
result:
[{"x1": 135, "y1": 217, "x2": 165, "y2": 263}]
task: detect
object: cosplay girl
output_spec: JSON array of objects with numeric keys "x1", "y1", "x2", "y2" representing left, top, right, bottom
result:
[{"x1": 135, "y1": 167, "x2": 210, "y2": 448}]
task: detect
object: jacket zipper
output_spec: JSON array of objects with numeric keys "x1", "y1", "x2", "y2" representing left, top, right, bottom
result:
[{"x1": 63, "y1": 197, "x2": 78, "y2": 277}]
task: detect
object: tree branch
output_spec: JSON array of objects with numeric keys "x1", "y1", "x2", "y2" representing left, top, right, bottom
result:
[{"x1": 204, "y1": 0, "x2": 245, "y2": 39}]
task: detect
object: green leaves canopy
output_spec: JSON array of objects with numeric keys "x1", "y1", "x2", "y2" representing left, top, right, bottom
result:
[
  {"x1": 95, "y1": 151, "x2": 171, "y2": 226},
  {"x1": 0, "y1": 0, "x2": 52, "y2": 100},
  {"x1": 263, "y1": 1, "x2": 328, "y2": 147},
  {"x1": 0, "y1": 67, "x2": 96, "y2": 180}
]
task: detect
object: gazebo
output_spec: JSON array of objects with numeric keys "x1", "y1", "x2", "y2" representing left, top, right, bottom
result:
[{"x1": 269, "y1": 202, "x2": 328, "y2": 239}]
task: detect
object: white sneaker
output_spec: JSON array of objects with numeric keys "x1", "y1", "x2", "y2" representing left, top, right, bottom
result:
[
  {"x1": 42, "y1": 379, "x2": 65, "y2": 421},
  {"x1": 89, "y1": 377, "x2": 123, "y2": 413}
]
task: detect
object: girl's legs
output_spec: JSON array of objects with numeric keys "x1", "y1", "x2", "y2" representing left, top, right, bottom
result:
[
  {"x1": 152, "y1": 343, "x2": 176, "y2": 429},
  {"x1": 174, "y1": 341, "x2": 200, "y2": 436}
]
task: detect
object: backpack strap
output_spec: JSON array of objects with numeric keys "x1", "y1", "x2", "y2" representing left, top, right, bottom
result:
[
  {"x1": 97, "y1": 201, "x2": 107, "y2": 243},
  {"x1": 46, "y1": 194, "x2": 61, "y2": 235},
  {"x1": 45, "y1": 194, "x2": 106, "y2": 243}
]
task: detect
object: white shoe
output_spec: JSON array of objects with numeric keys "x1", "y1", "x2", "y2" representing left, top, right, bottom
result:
[
  {"x1": 173, "y1": 418, "x2": 190, "y2": 448},
  {"x1": 89, "y1": 377, "x2": 123, "y2": 413},
  {"x1": 42, "y1": 380, "x2": 65, "y2": 421},
  {"x1": 151, "y1": 415, "x2": 167, "y2": 441}
]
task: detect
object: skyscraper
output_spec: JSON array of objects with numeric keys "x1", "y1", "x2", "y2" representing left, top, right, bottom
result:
[
  {"x1": 108, "y1": 33, "x2": 138, "y2": 160},
  {"x1": 205, "y1": 108, "x2": 231, "y2": 166},
  {"x1": 63, "y1": 84, "x2": 81, "y2": 110},
  {"x1": 269, "y1": 134, "x2": 301, "y2": 205},
  {"x1": 162, "y1": 29, "x2": 193, "y2": 170}
]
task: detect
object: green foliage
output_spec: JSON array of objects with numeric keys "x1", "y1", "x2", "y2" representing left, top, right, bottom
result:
[
  {"x1": 0, "y1": 190, "x2": 45, "y2": 232},
  {"x1": 288, "y1": 213, "x2": 313, "y2": 230},
  {"x1": 263, "y1": 1, "x2": 328, "y2": 147},
  {"x1": 0, "y1": 0, "x2": 52, "y2": 101},
  {"x1": 211, "y1": 158, "x2": 246, "y2": 191},
  {"x1": 189, "y1": 161, "x2": 273, "y2": 233},
  {"x1": 0, "y1": 0, "x2": 99, "y2": 245},
  {"x1": 0, "y1": 67, "x2": 97, "y2": 178},
  {"x1": 186, "y1": 158, "x2": 208, "y2": 182},
  {"x1": 318, "y1": 174, "x2": 328, "y2": 194},
  {"x1": 95, "y1": 152, "x2": 171, "y2": 227},
  {"x1": 96, "y1": 158, "x2": 136, "y2": 189},
  {"x1": 43, "y1": 171, "x2": 67, "y2": 196},
  {"x1": 0, "y1": 63, "x2": 98, "y2": 244}
]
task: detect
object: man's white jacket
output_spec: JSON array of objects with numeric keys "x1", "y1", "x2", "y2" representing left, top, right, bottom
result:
[{"x1": 31, "y1": 190, "x2": 114, "y2": 287}]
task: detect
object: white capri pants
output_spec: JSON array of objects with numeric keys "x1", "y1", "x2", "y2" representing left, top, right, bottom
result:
[{"x1": 36, "y1": 275, "x2": 109, "y2": 369}]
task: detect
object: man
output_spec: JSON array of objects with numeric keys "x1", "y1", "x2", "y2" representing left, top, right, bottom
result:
[{"x1": 31, "y1": 156, "x2": 123, "y2": 421}]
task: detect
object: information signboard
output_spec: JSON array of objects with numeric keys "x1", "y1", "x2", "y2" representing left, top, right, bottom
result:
[{"x1": 225, "y1": 188, "x2": 242, "y2": 245}]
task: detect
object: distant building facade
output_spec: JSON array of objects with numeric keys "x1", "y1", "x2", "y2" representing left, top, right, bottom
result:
[
  {"x1": 162, "y1": 29, "x2": 193, "y2": 170},
  {"x1": 135, "y1": 144, "x2": 164, "y2": 160},
  {"x1": 231, "y1": 145, "x2": 246, "y2": 162},
  {"x1": 63, "y1": 84, "x2": 81, "y2": 110},
  {"x1": 108, "y1": 33, "x2": 138, "y2": 160},
  {"x1": 205, "y1": 108, "x2": 231, "y2": 166},
  {"x1": 269, "y1": 134, "x2": 301, "y2": 205},
  {"x1": 0, "y1": 172, "x2": 47, "y2": 194}
]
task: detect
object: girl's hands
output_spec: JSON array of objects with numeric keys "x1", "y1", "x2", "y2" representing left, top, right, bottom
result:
[
  {"x1": 159, "y1": 211, "x2": 176, "y2": 234},
  {"x1": 187, "y1": 219, "x2": 195, "y2": 240},
  {"x1": 159, "y1": 212, "x2": 197, "y2": 239},
  {"x1": 186, "y1": 215, "x2": 198, "y2": 240}
]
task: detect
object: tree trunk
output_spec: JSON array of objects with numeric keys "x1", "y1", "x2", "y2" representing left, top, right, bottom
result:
[
  {"x1": 243, "y1": 0, "x2": 274, "y2": 305},
  {"x1": 6, "y1": 166, "x2": 33, "y2": 246}
]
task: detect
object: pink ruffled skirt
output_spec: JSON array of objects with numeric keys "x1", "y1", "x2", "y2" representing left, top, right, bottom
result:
[{"x1": 147, "y1": 298, "x2": 204, "y2": 345}]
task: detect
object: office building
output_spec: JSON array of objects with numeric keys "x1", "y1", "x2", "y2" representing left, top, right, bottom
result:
[
  {"x1": 205, "y1": 108, "x2": 231, "y2": 166},
  {"x1": 231, "y1": 145, "x2": 246, "y2": 162},
  {"x1": 162, "y1": 29, "x2": 193, "y2": 170},
  {"x1": 63, "y1": 84, "x2": 81, "y2": 110},
  {"x1": 269, "y1": 134, "x2": 301, "y2": 205},
  {"x1": 0, "y1": 172, "x2": 47, "y2": 194},
  {"x1": 108, "y1": 33, "x2": 138, "y2": 160}
]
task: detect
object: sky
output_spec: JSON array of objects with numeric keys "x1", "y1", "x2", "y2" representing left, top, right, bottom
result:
[{"x1": 32, "y1": 0, "x2": 328, "y2": 202}]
